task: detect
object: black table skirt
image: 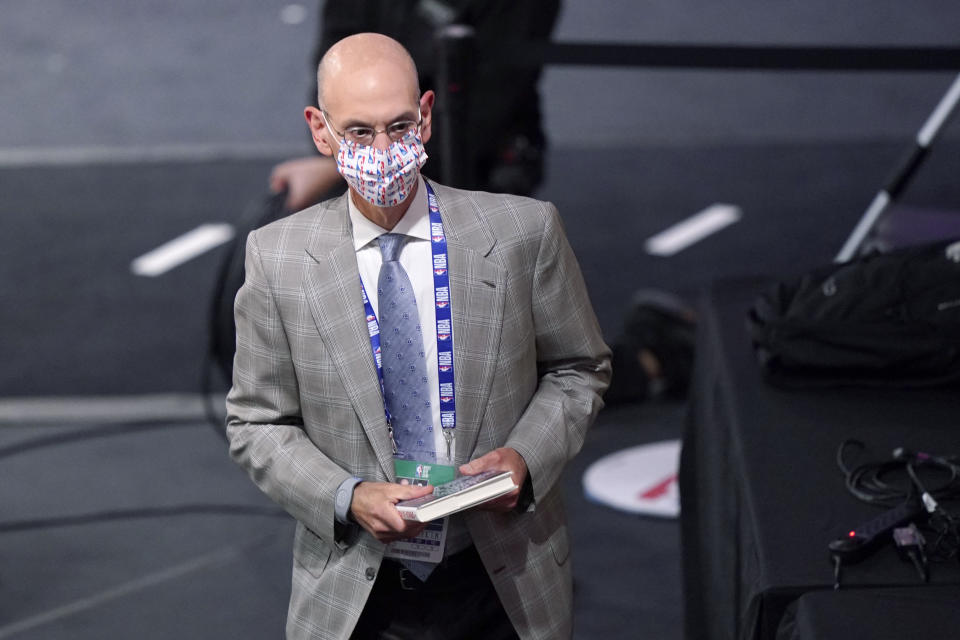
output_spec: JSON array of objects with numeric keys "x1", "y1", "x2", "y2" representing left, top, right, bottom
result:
[
  {"x1": 680, "y1": 277, "x2": 960, "y2": 640},
  {"x1": 777, "y1": 586, "x2": 960, "y2": 640}
]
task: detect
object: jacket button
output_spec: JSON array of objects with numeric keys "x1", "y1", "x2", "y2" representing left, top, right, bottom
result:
[{"x1": 365, "y1": 567, "x2": 376, "y2": 581}]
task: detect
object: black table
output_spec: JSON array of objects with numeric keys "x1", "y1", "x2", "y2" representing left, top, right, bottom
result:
[
  {"x1": 680, "y1": 278, "x2": 960, "y2": 640},
  {"x1": 776, "y1": 586, "x2": 960, "y2": 640}
]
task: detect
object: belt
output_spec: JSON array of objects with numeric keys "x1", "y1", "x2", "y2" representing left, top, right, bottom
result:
[{"x1": 380, "y1": 545, "x2": 485, "y2": 591}]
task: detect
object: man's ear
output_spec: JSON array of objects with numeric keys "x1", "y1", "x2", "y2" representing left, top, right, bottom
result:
[
  {"x1": 305, "y1": 106, "x2": 335, "y2": 156},
  {"x1": 418, "y1": 90, "x2": 435, "y2": 145}
]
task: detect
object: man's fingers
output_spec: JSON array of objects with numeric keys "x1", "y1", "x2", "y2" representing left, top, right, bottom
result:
[
  {"x1": 350, "y1": 481, "x2": 436, "y2": 542},
  {"x1": 268, "y1": 172, "x2": 286, "y2": 194},
  {"x1": 459, "y1": 451, "x2": 497, "y2": 475},
  {"x1": 481, "y1": 495, "x2": 517, "y2": 512},
  {"x1": 458, "y1": 448, "x2": 528, "y2": 513},
  {"x1": 393, "y1": 483, "x2": 434, "y2": 500},
  {"x1": 368, "y1": 509, "x2": 429, "y2": 543}
]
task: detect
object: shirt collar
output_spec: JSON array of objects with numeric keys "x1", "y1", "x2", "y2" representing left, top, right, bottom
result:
[{"x1": 348, "y1": 175, "x2": 430, "y2": 252}]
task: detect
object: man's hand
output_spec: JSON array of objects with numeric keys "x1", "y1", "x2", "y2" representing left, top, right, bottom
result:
[
  {"x1": 459, "y1": 447, "x2": 528, "y2": 512},
  {"x1": 269, "y1": 156, "x2": 342, "y2": 211},
  {"x1": 350, "y1": 481, "x2": 434, "y2": 543}
]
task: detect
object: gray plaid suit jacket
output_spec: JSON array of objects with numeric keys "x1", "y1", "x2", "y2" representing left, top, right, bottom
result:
[{"x1": 226, "y1": 180, "x2": 611, "y2": 640}]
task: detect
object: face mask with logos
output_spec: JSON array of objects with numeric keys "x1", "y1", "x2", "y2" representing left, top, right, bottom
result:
[{"x1": 327, "y1": 116, "x2": 428, "y2": 208}]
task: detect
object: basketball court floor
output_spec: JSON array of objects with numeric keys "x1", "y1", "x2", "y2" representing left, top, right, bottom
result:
[{"x1": 2, "y1": 2, "x2": 959, "y2": 637}]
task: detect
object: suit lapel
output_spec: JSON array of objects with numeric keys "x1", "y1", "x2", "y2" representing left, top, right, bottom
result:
[
  {"x1": 302, "y1": 197, "x2": 396, "y2": 481},
  {"x1": 300, "y1": 183, "x2": 508, "y2": 476},
  {"x1": 431, "y1": 183, "x2": 507, "y2": 466}
]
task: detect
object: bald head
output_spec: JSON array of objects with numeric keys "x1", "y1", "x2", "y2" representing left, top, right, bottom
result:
[
  {"x1": 304, "y1": 31, "x2": 435, "y2": 188},
  {"x1": 316, "y1": 33, "x2": 420, "y2": 110}
]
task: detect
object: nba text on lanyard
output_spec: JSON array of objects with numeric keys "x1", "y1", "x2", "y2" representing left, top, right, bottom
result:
[{"x1": 359, "y1": 182, "x2": 457, "y2": 461}]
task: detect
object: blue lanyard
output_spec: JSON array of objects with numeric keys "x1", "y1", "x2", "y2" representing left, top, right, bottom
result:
[{"x1": 359, "y1": 182, "x2": 457, "y2": 456}]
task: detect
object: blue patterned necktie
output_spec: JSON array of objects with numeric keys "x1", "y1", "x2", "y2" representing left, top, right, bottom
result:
[
  {"x1": 378, "y1": 233, "x2": 438, "y2": 582},
  {"x1": 377, "y1": 233, "x2": 435, "y2": 463}
]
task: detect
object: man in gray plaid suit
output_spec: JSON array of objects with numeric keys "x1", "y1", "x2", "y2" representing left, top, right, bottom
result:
[{"x1": 226, "y1": 33, "x2": 610, "y2": 639}]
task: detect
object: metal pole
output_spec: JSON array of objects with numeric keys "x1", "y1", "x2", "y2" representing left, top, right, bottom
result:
[
  {"x1": 435, "y1": 24, "x2": 476, "y2": 188},
  {"x1": 835, "y1": 72, "x2": 960, "y2": 262}
]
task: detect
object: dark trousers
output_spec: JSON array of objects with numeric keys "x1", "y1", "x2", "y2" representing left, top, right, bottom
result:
[{"x1": 350, "y1": 546, "x2": 519, "y2": 640}]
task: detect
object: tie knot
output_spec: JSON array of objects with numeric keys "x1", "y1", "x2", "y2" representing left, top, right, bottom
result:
[{"x1": 378, "y1": 233, "x2": 406, "y2": 262}]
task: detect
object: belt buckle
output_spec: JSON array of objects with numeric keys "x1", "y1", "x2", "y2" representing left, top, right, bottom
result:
[{"x1": 398, "y1": 567, "x2": 418, "y2": 591}]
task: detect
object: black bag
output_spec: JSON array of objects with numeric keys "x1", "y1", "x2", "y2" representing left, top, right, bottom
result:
[{"x1": 748, "y1": 238, "x2": 960, "y2": 388}]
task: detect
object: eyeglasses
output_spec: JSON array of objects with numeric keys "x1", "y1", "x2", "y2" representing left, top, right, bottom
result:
[{"x1": 322, "y1": 110, "x2": 421, "y2": 147}]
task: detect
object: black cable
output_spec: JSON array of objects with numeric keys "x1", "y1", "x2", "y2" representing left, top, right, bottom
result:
[
  {"x1": 200, "y1": 190, "x2": 291, "y2": 441},
  {"x1": 0, "y1": 504, "x2": 288, "y2": 534},
  {"x1": 837, "y1": 440, "x2": 914, "y2": 507},
  {"x1": 200, "y1": 346, "x2": 229, "y2": 442},
  {"x1": 0, "y1": 421, "x2": 198, "y2": 461},
  {"x1": 836, "y1": 439, "x2": 960, "y2": 561},
  {"x1": 927, "y1": 509, "x2": 960, "y2": 562},
  {"x1": 903, "y1": 460, "x2": 960, "y2": 562},
  {"x1": 0, "y1": 418, "x2": 288, "y2": 533},
  {"x1": 0, "y1": 420, "x2": 286, "y2": 533}
]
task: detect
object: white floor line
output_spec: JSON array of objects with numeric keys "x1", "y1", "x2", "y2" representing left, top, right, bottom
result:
[
  {"x1": 0, "y1": 142, "x2": 306, "y2": 168},
  {"x1": 0, "y1": 540, "x2": 262, "y2": 639},
  {"x1": 645, "y1": 203, "x2": 742, "y2": 257},
  {"x1": 131, "y1": 223, "x2": 235, "y2": 277},
  {"x1": 0, "y1": 393, "x2": 225, "y2": 425}
]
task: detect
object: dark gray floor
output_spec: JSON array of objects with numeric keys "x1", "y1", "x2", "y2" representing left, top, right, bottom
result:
[
  {"x1": 564, "y1": 402, "x2": 685, "y2": 640},
  {"x1": 0, "y1": 422, "x2": 295, "y2": 638},
  {"x1": 5, "y1": 139, "x2": 960, "y2": 395},
  {"x1": 3, "y1": 136, "x2": 959, "y2": 636},
  {"x1": 0, "y1": 400, "x2": 682, "y2": 639},
  {"x1": 3, "y1": 137, "x2": 959, "y2": 636}
]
